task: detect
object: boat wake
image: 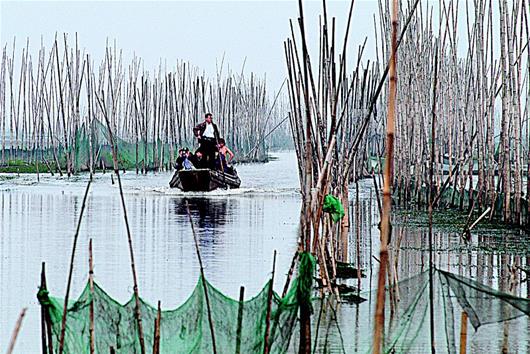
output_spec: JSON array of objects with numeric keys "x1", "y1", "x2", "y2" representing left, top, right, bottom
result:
[{"x1": 130, "y1": 186, "x2": 300, "y2": 197}]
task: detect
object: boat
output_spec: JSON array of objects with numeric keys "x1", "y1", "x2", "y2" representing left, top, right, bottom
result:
[{"x1": 169, "y1": 168, "x2": 241, "y2": 191}]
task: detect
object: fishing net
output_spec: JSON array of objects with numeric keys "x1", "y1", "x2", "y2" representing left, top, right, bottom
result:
[
  {"x1": 38, "y1": 260, "x2": 530, "y2": 353},
  {"x1": 72, "y1": 120, "x2": 182, "y2": 171},
  {"x1": 37, "y1": 252, "x2": 314, "y2": 353},
  {"x1": 308, "y1": 269, "x2": 530, "y2": 353}
]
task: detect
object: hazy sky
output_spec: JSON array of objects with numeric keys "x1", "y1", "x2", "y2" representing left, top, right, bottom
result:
[
  {"x1": 0, "y1": 1, "x2": 385, "y2": 91},
  {"x1": 0, "y1": 1, "x2": 499, "y2": 92}
]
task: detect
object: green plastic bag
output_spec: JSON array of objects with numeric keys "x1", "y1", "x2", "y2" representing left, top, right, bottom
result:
[{"x1": 322, "y1": 194, "x2": 345, "y2": 222}]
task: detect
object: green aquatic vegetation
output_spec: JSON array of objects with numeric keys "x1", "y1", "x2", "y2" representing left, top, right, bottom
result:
[{"x1": 0, "y1": 175, "x2": 16, "y2": 181}]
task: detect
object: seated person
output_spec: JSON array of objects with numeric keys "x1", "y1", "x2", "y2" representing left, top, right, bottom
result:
[
  {"x1": 182, "y1": 148, "x2": 194, "y2": 170},
  {"x1": 189, "y1": 150, "x2": 206, "y2": 169},
  {"x1": 216, "y1": 138, "x2": 235, "y2": 173},
  {"x1": 175, "y1": 149, "x2": 185, "y2": 170},
  {"x1": 176, "y1": 148, "x2": 194, "y2": 170}
]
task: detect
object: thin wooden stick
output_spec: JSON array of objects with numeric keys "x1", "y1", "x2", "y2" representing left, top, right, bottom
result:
[
  {"x1": 459, "y1": 311, "x2": 468, "y2": 354},
  {"x1": 40, "y1": 263, "x2": 48, "y2": 354},
  {"x1": 152, "y1": 301, "x2": 161, "y2": 354},
  {"x1": 89, "y1": 238, "x2": 95, "y2": 354},
  {"x1": 428, "y1": 39, "x2": 440, "y2": 354},
  {"x1": 6, "y1": 308, "x2": 27, "y2": 354},
  {"x1": 58, "y1": 178, "x2": 92, "y2": 354},
  {"x1": 185, "y1": 201, "x2": 217, "y2": 354},
  {"x1": 40, "y1": 263, "x2": 54, "y2": 354},
  {"x1": 281, "y1": 248, "x2": 299, "y2": 297},
  {"x1": 263, "y1": 250, "x2": 277, "y2": 354},
  {"x1": 235, "y1": 286, "x2": 245, "y2": 354}
]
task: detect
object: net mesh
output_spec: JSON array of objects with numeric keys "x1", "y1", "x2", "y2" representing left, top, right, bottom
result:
[
  {"x1": 38, "y1": 253, "x2": 313, "y2": 353},
  {"x1": 38, "y1": 263, "x2": 530, "y2": 353}
]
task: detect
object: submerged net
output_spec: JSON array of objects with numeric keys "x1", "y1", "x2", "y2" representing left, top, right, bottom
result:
[
  {"x1": 309, "y1": 269, "x2": 530, "y2": 353},
  {"x1": 38, "y1": 261, "x2": 530, "y2": 353}
]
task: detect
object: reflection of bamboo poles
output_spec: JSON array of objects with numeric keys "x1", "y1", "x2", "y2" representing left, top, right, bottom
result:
[{"x1": 373, "y1": 0, "x2": 398, "y2": 352}]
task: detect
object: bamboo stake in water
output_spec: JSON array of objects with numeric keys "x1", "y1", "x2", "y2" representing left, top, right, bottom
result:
[
  {"x1": 373, "y1": 0, "x2": 398, "y2": 352},
  {"x1": 459, "y1": 311, "x2": 468, "y2": 354},
  {"x1": 152, "y1": 301, "x2": 161, "y2": 354},
  {"x1": 96, "y1": 91, "x2": 146, "y2": 354},
  {"x1": 58, "y1": 179, "x2": 92, "y2": 354},
  {"x1": 263, "y1": 250, "x2": 277, "y2": 354},
  {"x1": 6, "y1": 308, "x2": 27, "y2": 354},
  {"x1": 40, "y1": 263, "x2": 54, "y2": 354},
  {"x1": 428, "y1": 40, "x2": 440, "y2": 354},
  {"x1": 89, "y1": 239, "x2": 95, "y2": 354},
  {"x1": 185, "y1": 201, "x2": 217, "y2": 354},
  {"x1": 235, "y1": 286, "x2": 245, "y2": 354}
]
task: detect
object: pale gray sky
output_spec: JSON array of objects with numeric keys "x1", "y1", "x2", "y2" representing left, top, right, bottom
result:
[
  {"x1": 0, "y1": 1, "x2": 503, "y2": 91},
  {"x1": 0, "y1": 0, "x2": 385, "y2": 91}
]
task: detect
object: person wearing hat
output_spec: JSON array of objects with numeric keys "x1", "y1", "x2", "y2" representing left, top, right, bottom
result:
[
  {"x1": 193, "y1": 113, "x2": 220, "y2": 169},
  {"x1": 175, "y1": 148, "x2": 185, "y2": 170},
  {"x1": 175, "y1": 147, "x2": 194, "y2": 170}
]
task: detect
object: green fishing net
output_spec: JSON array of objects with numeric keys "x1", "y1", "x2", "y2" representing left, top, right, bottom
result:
[
  {"x1": 38, "y1": 253, "x2": 314, "y2": 353},
  {"x1": 38, "y1": 260, "x2": 530, "y2": 353}
]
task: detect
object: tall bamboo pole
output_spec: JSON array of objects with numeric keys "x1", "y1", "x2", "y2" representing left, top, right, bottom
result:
[
  {"x1": 185, "y1": 201, "x2": 217, "y2": 354},
  {"x1": 89, "y1": 238, "x2": 95, "y2": 354},
  {"x1": 373, "y1": 0, "x2": 398, "y2": 352},
  {"x1": 428, "y1": 40, "x2": 440, "y2": 354},
  {"x1": 96, "y1": 91, "x2": 146, "y2": 354},
  {"x1": 58, "y1": 179, "x2": 92, "y2": 354}
]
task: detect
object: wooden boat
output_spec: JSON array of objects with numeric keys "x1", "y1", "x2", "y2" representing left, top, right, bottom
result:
[{"x1": 169, "y1": 168, "x2": 241, "y2": 191}]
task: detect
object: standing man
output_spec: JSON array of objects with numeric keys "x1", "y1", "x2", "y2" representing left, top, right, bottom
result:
[{"x1": 193, "y1": 113, "x2": 220, "y2": 169}]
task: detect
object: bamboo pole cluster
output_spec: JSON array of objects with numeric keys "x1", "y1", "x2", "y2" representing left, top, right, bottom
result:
[
  {"x1": 374, "y1": 0, "x2": 530, "y2": 226},
  {"x1": 285, "y1": 0, "x2": 387, "y2": 351},
  {"x1": 286, "y1": 0, "x2": 382, "y2": 266},
  {"x1": 0, "y1": 34, "x2": 290, "y2": 176}
]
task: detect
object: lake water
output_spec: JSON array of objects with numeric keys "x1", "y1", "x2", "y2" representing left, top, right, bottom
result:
[{"x1": 1, "y1": 151, "x2": 529, "y2": 353}]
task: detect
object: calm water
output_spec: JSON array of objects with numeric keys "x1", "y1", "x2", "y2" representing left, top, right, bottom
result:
[{"x1": 1, "y1": 151, "x2": 529, "y2": 353}]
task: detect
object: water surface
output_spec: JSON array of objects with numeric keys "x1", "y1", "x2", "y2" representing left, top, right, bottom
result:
[{"x1": 1, "y1": 151, "x2": 529, "y2": 353}]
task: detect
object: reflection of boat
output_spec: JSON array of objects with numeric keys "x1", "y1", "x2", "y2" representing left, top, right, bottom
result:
[{"x1": 169, "y1": 168, "x2": 241, "y2": 191}]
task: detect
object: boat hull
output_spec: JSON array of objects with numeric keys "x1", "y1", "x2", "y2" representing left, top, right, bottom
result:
[{"x1": 169, "y1": 168, "x2": 241, "y2": 191}]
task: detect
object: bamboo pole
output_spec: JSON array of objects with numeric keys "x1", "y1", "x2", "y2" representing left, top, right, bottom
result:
[
  {"x1": 235, "y1": 286, "x2": 245, "y2": 354},
  {"x1": 185, "y1": 201, "x2": 217, "y2": 354},
  {"x1": 459, "y1": 311, "x2": 468, "y2": 354},
  {"x1": 58, "y1": 178, "x2": 92, "y2": 354},
  {"x1": 89, "y1": 238, "x2": 95, "y2": 354},
  {"x1": 40, "y1": 262, "x2": 54, "y2": 354},
  {"x1": 373, "y1": 0, "x2": 398, "y2": 352},
  {"x1": 152, "y1": 301, "x2": 161, "y2": 354},
  {"x1": 263, "y1": 251, "x2": 277, "y2": 354},
  {"x1": 6, "y1": 308, "x2": 27, "y2": 354},
  {"x1": 96, "y1": 90, "x2": 146, "y2": 354},
  {"x1": 428, "y1": 39, "x2": 440, "y2": 354}
]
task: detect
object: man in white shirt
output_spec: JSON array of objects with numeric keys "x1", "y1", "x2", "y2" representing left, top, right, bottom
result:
[{"x1": 193, "y1": 113, "x2": 220, "y2": 169}]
